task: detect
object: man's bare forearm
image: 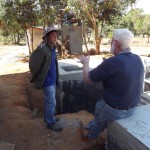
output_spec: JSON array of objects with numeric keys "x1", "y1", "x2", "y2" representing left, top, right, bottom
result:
[
  {"x1": 82, "y1": 63, "x2": 92, "y2": 83},
  {"x1": 78, "y1": 55, "x2": 92, "y2": 84}
]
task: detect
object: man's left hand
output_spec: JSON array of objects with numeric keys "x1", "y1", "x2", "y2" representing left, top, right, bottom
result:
[{"x1": 78, "y1": 55, "x2": 90, "y2": 65}]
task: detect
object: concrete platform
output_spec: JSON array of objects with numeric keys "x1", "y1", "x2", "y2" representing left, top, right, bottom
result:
[
  {"x1": 58, "y1": 56, "x2": 103, "y2": 80},
  {"x1": 141, "y1": 92, "x2": 150, "y2": 105},
  {"x1": 107, "y1": 104, "x2": 150, "y2": 150},
  {"x1": 58, "y1": 58, "x2": 83, "y2": 80},
  {"x1": 57, "y1": 56, "x2": 104, "y2": 114}
]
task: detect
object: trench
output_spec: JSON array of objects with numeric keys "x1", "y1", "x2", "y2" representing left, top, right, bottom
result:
[
  {"x1": 27, "y1": 65, "x2": 103, "y2": 116},
  {"x1": 55, "y1": 64, "x2": 103, "y2": 114},
  {"x1": 55, "y1": 80, "x2": 103, "y2": 114},
  {"x1": 27, "y1": 56, "x2": 150, "y2": 116}
]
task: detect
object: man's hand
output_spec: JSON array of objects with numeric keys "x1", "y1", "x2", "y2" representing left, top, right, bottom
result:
[
  {"x1": 78, "y1": 55, "x2": 92, "y2": 83},
  {"x1": 78, "y1": 55, "x2": 90, "y2": 65}
]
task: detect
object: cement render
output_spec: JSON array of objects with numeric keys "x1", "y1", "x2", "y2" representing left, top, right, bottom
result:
[
  {"x1": 107, "y1": 122, "x2": 149, "y2": 150},
  {"x1": 58, "y1": 56, "x2": 103, "y2": 81},
  {"x1": 107, "y1": 105, "x2": 150, "y2": 150}
]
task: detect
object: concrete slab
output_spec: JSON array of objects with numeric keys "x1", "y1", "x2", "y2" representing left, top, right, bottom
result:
[
  {"x1": 141, "y1": 92, "x2": 150, "y2": 105},
  {"x1": 107, "y1": 104, "x2": 150, "y2": 150},
  {"x1": 62, "y1": 26, "x2": 82, "y2": 53},
  {"x1": 58, "y1": 58, "x2": 83, "y2": 80},
  {"x1": 57, "y1": 56, "x2": 104, "y2": 114},
  {"x1": 58, "y1": 56, "x2": 103, "y2": 80}
]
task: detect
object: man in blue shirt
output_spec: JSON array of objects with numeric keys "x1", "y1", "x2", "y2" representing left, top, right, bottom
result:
[
  {"x1": 79, "y1": 29, "x2": 144, "y2": 140},
  {"x1": 29, "y1": 26, "x2": 63, "y2": 131}
]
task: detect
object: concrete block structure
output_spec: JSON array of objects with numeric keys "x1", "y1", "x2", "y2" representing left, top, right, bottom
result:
[
  {"x1": 141, "y1": 92, "x2": 150, "y2": 105},
  {"x1": 62, "y1": 26, "x2": 82, "y2": 54},
  {"x1": 58, "y1": 58, "x2": 83, "y2": 81},
  {"x1": 58, "y1": 55, "x2": 103, "y2": 81},
  {"x1": 107, "y1": 104, "x2": 150, "y2": 150},
  {"x1": 56, "y1": 56, "x2": 104, "y2": 114}
]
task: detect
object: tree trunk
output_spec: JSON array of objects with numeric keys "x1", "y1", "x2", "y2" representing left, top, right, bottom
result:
[
  {"x1": 11, "y1": 34, "x2": 13, "y2": 44},
  {"x1": 25, "y1": 30, "x2": 32, "y2": 55},
  {"x1": 94, "y1": 27, "x2": 101, "y2": 55},
  {"x1": 13, "y1": 34, "x2": 16, "y2": 44},
  {"x1": 95, "y1": 36, "x2": 102, "y2": 54},
  {"x1": 17, "y1": 31, "x2": 20, "y2": 45},
  {"x1": 82, "y1": 29, "x2": 88, "y2": 52},
  {"x1": 31, "y1": 27, "x2": 34, "y2": 52},
  {"x1": 11, "y1": 34, "x2": 14, "y2": 44}
]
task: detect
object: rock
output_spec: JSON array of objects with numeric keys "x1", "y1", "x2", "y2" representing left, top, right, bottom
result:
[{"x1": 0, "y1": 141, "x2": 15, "y2": 150}]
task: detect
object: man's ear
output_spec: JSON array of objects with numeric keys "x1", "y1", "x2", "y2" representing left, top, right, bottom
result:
[
  {"x1": 44, "y1": 36, "x2": 48, "y2": 43},
  {"x1": 45, "y1": 35, "x2": 48, "y2": 40}
]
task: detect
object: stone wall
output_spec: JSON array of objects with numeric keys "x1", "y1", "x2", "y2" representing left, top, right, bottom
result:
[{"x1": 56, "y1": 80, "x2": 103, "y2": 114}]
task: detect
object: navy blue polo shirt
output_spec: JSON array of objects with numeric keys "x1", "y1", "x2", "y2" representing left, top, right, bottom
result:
[
  {"x1": 89, "y1": 52, "x2": 144, "y2": 108},
  {"x1": 43, "y1": 48, "x2": 56, "y2": 87}
]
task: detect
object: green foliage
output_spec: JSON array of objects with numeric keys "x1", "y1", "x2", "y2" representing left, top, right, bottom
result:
[
  {"x1": 0, "y1": 0, "x2": 5, "y2": 20},
  {"x1": 67, "y1": 0, "x2": 137, "y2": 53},
  {"x1": 4, "y1": 0, "x2": 38, "y2": 29},
  {"x1": 123, "y1": 8, "x2": 144, "y2": 35},
  {"x1": 67, "y1": 0, "x2": 137, "y2": 35},
  {"x1": 142, "y1": 14, "x2": 150, "y2": 35},
  {"x1": 0, "y1": 0, "x2": 69, "y2": 44},
  {"x1": 2, "y1": 0, "x2": 149, "y2": 46},
  {"x1": 38, "y1": 0, "x2": 67, "y2": 27},
  {"x1": 102, "y1": 8, "x2": 147, "y2": 38},
  {"x1": 1, "y1": 0, "x2": 38, "y2": 44}
]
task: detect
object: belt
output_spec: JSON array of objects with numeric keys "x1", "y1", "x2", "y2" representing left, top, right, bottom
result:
[{"x1": 105, "y1": 101, "x2": 135, "y2": 110}]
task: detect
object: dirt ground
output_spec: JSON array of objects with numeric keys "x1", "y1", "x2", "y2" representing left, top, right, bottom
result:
[
  {"x1": 0, "y1": 42, "x2": 150, "y2": 150},
  {"x1": 0, "y1": 45, "x2": 106, "y2": 150}
]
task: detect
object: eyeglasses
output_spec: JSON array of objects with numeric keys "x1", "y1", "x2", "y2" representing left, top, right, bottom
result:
[{"x1": 110, "y1": 39, "x2": 118, "y2": 45}]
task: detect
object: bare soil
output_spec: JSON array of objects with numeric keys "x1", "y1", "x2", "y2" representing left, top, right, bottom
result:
[{"x1": 0, "y1": 41, "x2": 149, "y2": 150}]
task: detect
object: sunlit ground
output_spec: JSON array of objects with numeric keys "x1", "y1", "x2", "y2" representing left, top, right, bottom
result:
[
  {"x1": 0, "y1": 45, "x2": 29, "y2": 75},
  {"x1": 0, "y1": 37, "x2": 150, "y2": 75}
]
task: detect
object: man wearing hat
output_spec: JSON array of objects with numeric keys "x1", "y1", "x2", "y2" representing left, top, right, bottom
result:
[{"x1": 29, "y1": 26, "x2": 63, "y2": 131}]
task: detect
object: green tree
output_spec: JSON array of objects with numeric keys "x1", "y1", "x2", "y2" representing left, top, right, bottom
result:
[
  {"x1": 38, "y1": 0, "x2": 67, "y2": 27},
  {"x1": 2, "y1": 0, "x2": 38, "y2": 45},
  {"x1": 123, "y1": 8, "x2": 144, "y2": 36},
  {"x1": 0, "y1": 0, "x2": 4, "y2": 21},
  {"x1": 142, "y1": 14, "x2": 150, "y2": 43},
  {"x1": 68, "y1": 0, "x2": 137, "y2": 54}
]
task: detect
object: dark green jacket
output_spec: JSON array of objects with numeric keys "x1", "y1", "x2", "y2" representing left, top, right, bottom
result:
[{"x1": 29, "y1": 44, "x2": 59, "y2": 89}]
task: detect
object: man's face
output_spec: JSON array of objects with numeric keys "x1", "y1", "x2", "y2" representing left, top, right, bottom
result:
[
  {"x1": 110, "y1": 39, "x2": 119, "y2": 55},
  {"x1": 47, "y1": 31, "x2": 58, "y2": 44},
  {"x1": 110, "y1": 42, "x2": 115, "y2": 54},
  {"x1": 110, "y1": 39, "x2": 117, "y2": 54}
]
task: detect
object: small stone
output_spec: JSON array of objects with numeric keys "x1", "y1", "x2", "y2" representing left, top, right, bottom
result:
[{"x1": 0, "y1": 141, "x2": 15, "y2": 150}]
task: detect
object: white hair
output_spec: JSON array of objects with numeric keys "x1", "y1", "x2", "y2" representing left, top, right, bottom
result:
[{"x1": 113, "y1": 29, "x2": 134, "y2": 51}]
